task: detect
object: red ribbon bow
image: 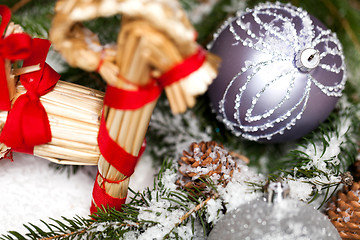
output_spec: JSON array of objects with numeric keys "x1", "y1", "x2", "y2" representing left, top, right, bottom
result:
[
  {"x1": 0, "y1": 38, "x2": 60, "y2": 154},
  {"x1": 0, "y1": 5, "x2": 32, "y2": 111}
]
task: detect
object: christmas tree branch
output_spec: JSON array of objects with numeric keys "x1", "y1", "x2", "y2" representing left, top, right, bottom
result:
[
  {"x1": 268, "y1": 101, "x2": 359, "y2": 204},
  {"x1": 4, "y1": 0, "x2": 360, "y2": 238},
  {"x1": 0, "y1": 216, "x2": 93, "y2": 240},
  {"x1": 39, "y1": 228, "x2": 87, "y2": 240},
  {"x1": 177, "y1": 196, "x2": 215, "y2": 226},
  {"x1": 1, "y1": 158, "x2": 222, "y2": 239},
  {"x1": 163, "y1": 194, "x2": 217, "y2": 239}
]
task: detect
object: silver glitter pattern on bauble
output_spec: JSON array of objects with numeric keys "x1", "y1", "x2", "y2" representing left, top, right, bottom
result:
[{"x1": 209, "y1": 2, "x2": 346, "y2": 141}]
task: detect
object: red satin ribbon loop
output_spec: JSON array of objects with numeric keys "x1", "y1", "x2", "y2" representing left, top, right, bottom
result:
[
  {"x1": 0, "y1": 34, "x2": 32, "y2": 59},
  {"x1": 0, "y1": 5, "x2": 32, "y2": 111},
  {"x1": 0, "y1": 38, "x2": 60, "y2": 152},
  {"x1": 157, "y1": 47, "x2": 206, "y2": 88}
]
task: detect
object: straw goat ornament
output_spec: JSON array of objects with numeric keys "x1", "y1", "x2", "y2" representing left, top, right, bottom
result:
[{"x1": 0, "y1": 0, "x2": 220, "y2": 214}]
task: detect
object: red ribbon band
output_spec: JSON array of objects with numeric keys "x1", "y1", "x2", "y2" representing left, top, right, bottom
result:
[
  {"x1": 0, "y1": 38, "x2": 60, "y2": 153},
  {"x1": 157, "y1": 47, "x2": 207, "y2": 88},
  {"x1": 98, "y1": 114, "x2": 146, "y2": 177},
  {"x1": 0, "y1": 5, "x2": 32, "y2": 111},
  {"x1": 90, "y1": 173, "x2": 127, "y2": 214},
  {"x1": 93, "y1": 46, "x2": 207, "y2": 212},
  {"x1": 104, "y1": 80, "x2": 161, "y2": 110},
  {"x1": 102, "y1": 46, "x2": 207, "y2": 111}
]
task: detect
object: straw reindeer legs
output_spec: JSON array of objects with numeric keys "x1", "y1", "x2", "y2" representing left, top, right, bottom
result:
[
  {"x1": 50, "y1": 0, "x2": 220, "y2": 213},
  {"x1": 96, "y1": 20, "x2": 161, "y2": 203}
]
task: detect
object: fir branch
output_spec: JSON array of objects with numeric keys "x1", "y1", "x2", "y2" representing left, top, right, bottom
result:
[
  {"x1": 147, "y1": 98, "x2": 212, "y2": 161},
  {"x1": 4, "y1": 0, "x2": 360, "y2": 238},
  {"x1": 0, "y1": 216, "x2": 93, "y2": 240},
  {"x1": 38, "y1": 228, "x2": 87, "y2": 240},
  {"x1": 177, "y1": 195, "x2": 217, "y2": 227},
  {"x1": 1, "y1": 159, "x2": 214, "y2": 240},
  {"x1": 163, "y1": 195, "x2": 218, "y2": 239},
  {"x1": 269, "y1": 102, "x2": 359, "y2": 204}
]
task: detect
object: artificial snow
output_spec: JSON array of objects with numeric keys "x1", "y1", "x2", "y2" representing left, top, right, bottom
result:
[
  {"x1": 161, "y1": 168, "x2": 179, "y2": 191},
  {"x1": 206, "y1": 198, "x2": 223, "y2": 224},
  {"x1": 216, "y1": 163, "x2": 264, "y2": 212},
  {"x1": 283, "y1": 104, "x2": 354, "y2": 202},
  {"x1": 287, "y1": 179, "x2": 314, "y2": 201},
  {"x1": 137, "y1": 201, "x2": 186, "y2": 239},
  {"x1": 134, "y1": 167, "x2": 197, "y2": 239},
  {"x1": 0, "y1": 152, "x2": 156, "y2": 236},
  {"x1": 0, "y1": 101, "x2": 351, "y2": 238},
  {"x1": 302, "y1": 116, "x2": 351, "y2": 174},
  {"x1": 128, "y1": 154, "x2": 158, "y2": 198},
  {"x1": 0, "y1": 153, "x2": 95, "y2": 235}
]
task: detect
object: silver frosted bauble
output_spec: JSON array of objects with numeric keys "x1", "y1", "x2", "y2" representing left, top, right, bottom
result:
[
  {"x1": 208, "y1": 2, "x2": 346, "y2": 142},
  {"x1": 208, "y1": 198, "x2": 341, "y2": 240}
]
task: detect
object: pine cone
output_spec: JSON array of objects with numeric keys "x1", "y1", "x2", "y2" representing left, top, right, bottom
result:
[
  {"x1": 176, "y1": 141, "x2": 248, "y2": 198},
  {"x1": 326, "y1": 181, "x2": 360, "y2": 240}
]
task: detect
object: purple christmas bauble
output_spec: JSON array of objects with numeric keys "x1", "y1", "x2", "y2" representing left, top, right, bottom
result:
[{"x1": 208, "y1": 2, "x2": 346, "y2": 142}]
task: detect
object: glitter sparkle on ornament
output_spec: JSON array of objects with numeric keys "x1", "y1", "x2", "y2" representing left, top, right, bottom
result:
[{"x1": 208, "y1": 2, "x2": 346, "y2": 142}]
